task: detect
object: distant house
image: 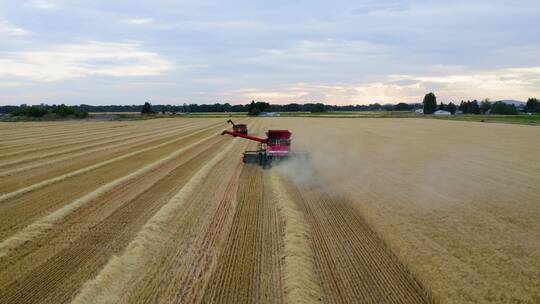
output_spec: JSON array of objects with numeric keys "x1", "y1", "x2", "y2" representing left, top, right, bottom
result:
[{"x1": 433, "y1": 110, "x2": 451, "y2": 116}]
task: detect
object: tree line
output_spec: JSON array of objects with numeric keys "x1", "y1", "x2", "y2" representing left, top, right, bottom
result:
[
  {"x1": 1, "y1": 101, "x2": 420, "y2": 115},
  {"x1": 423, "y1": 93, "x2": 539, "y2": 115},
  {"x1": 1, "y1": 96, "x2": 538, "y2": 116},
  {"x1": 117, "y1": 101, "x2": 406, "y2": 114},
  {"x1": 4, "y1": 104, "x2": 88, "y2": 118}
]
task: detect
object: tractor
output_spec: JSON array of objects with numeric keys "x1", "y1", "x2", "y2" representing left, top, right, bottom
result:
[{"x1": 227, "y1": 119, "x2": 248, "y2": 135}]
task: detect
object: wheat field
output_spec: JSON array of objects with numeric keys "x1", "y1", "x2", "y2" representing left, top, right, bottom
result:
[{"x1": 0, "y1": 118, "x2": 538, "y2": 303}]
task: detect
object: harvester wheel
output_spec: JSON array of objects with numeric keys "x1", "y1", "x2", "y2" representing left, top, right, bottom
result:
[{"x1": 243, "y1": 151, "x2": 260, "y2": 164}]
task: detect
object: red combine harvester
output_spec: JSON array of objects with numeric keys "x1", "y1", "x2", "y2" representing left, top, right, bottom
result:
[
  {"x1": 227, "y1": 119, "x2": 248, "y2": 135},
  {"x1": 221, "y1": 125, "x2": 306, "y2": 168}
]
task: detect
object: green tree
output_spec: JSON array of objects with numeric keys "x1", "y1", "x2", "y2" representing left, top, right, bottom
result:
[
  {"x1": 248, "y1": 101, "x2": 271, "y2": 116},
  {"x1": 394, "y1": 102, "x2": 412, "y2": 111},
  {"x1": 423, "y1": 92, "x2": 437, "y2": 114},
  {"x1": 75, "y1": 111, "x2": 89, "y2": 118},
  {"x1": 55, "y1": 104, "x2": 76, "y2": 117},
  {"x1": 447, "y1": 102, "x2": 457, "y2": 114},
  {"x1": 284, "y1": 103, "x2": 301, "y2": 112},
  {"x1": 310, "y1": 103, "x2": 326, "y2": 112},
  {"x1": 371, "y1": 103, "x2": 382, "y2": 111},
  {"x1": 525, "y1": 98, "x2": 539, "y2": 113},
  {"x1": 437, "y1": 102, "x2": 447, "y2": 111},
  {"x1": 247, "y1": 100, "x2": 257, "y2": 116},
  {"x1": 141, "y1": 102, "x2": 153, "y2": 114},
  {"x1": 467, "y1": 100, "x2": 480, "y2": 114},
  {"x1": 491, "y1": 101, "x2": 518, "y2": 115},
  {"x1": 12, "y1": 105, "x2": 49, "y2": 117}
]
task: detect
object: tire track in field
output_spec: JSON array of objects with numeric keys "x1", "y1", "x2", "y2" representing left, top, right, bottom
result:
[
  {"x1": 0, "y1": 136, "x2": 231, "y2": 304},
  {"x1": 0, "y1": 131, "x2": 225, "y2": 257},
  {"x1": 0, "y1": 122, "x2": 224, "y2": 202},
  {"x1": 71, "y1": 139, "x2": 238, "y2": 304},
  {"x1": 0, "y1": 120, "x2": 197, "y2": 162},
  {"x1": 288, "y1": 181, "x2": 433, "y2": 304},
  {"x1": 0, "y1": 121, "x2": 209, "y2": 176},
  {"x1": 202, "y1": 165, "x2": 284, "y2": 304}
]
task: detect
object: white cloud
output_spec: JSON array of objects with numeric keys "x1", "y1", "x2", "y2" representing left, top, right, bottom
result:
[
  {"x1": 126, "y1": 18, "x2": 154, "y2": 25},
  {"x1": 0, "y1": 20, "x2": 29, "y2": 36},
  {"x1": 252, "y1": 39, "x2": 387, "y2": 65},
  {"x1": 0, "y1": 41, "x2": 174, "y2": 82},
  {"x1": 30, "y1": 0, "x2": 59, "y2": 10},
  {"x1": 382, "y1": 66, "x2": 540, "y2": 101},
  {"x1": 0, "y1": 82, "x2": 26, "y2": 88},
  {"x1": 232, "y1": 66, "x2": 540, "y2": 104},
  {"x1": 235, "y1": 88, "x2": 310, "y2": 100}
]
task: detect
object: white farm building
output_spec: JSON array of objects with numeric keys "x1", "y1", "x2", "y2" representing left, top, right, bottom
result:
[{"x1": 433, "y1": 110, "x2": 452, "y2": 116}]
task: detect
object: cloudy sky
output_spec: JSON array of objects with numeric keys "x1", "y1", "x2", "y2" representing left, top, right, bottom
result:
[{"x1": 1, "y1": 0, "x2": 539, "y2": 105}]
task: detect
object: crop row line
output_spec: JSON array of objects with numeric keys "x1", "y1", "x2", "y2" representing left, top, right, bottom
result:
[
  {"x1": 0, "y1": 122, "x2": 140, "y2": 143},
  {"x1": 0, "y1": 122, "x2": 224, "y2": 201},
  {"x1": 0, "y1": 121, "x2": 213, "y2": 175},
  {"x1": 71, "y1": 139, "x2": 237, "y2": 304},
  {"x1": 0, "y1": 133, "x2": 227, "y2": 257},
  {"x1": 0, "y1": 135, "x2": 228, "y2": 302},
  {"x1": 0, "y1": 120, "x2": 198, "y2": 160}
]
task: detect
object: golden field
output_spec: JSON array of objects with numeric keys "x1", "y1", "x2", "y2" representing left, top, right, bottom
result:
[{"x1": 0, "y1": 118, "x2": 538, "y2": 303}]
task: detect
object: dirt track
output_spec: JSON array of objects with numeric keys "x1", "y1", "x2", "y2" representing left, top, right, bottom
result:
[{"x1": 0, "y1": 118, "x2": 538, "y2": 303}]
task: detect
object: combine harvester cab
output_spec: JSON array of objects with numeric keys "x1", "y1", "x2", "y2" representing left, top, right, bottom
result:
[{"x1": 221, "y1": 124, "x2": 307, "y2": 169}]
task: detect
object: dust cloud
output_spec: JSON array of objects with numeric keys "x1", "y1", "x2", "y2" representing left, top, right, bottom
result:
[{"x1": 272, "y1": 119, "x2": 370, "y2": 195}]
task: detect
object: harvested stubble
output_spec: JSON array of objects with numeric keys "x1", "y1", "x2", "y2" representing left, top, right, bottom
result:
[
  {"x1": 0, "y1": 136, "x2": 231, "y2": 303},
  {"x1": 0, "y1": 122, "x2": 228, "y2": 237},
  {"x1": 71, "y1": 139, "x2": 239, "y2": 304},
  {"x1": 0, "y1": 120, "x2": 200, "y2": 171},
  {"x1": 1, "y1": 117, "x2": 536, "y2": 304},
  {"x1": 0, "y1": 132, "x2": 225, "y2": 258},
  {"x1": 268, "y1": 170, "x2": 324, "y2": 304},
  {"x1": 262, "y1": 117, "x2": 540, "y2": 303}
]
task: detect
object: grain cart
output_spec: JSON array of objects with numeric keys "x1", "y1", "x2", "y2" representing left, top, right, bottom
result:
[
  {"x1": 227, "y1": 119, "x2": 248, "y2": 135},
  {"x1": 221, "y1": 126, "x2": 307, "y2": 168}
]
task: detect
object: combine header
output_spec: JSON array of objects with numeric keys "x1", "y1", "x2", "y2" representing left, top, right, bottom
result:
[{"x1": 221, "y1": 123, "x2": 307, "y2": 168}]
